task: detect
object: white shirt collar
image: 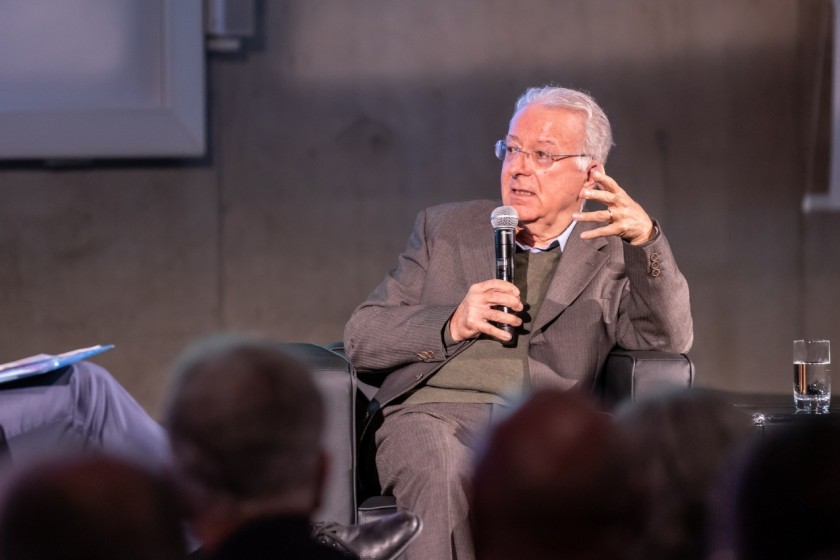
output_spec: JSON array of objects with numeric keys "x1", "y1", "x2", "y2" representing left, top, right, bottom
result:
[{"x1": 515, "y1": 220, "x2": 576, "y2": 253}]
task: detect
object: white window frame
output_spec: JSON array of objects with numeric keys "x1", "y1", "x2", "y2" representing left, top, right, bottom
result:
[{"x1": 0, "y1": 0, "x2": 205, "y2": 160}]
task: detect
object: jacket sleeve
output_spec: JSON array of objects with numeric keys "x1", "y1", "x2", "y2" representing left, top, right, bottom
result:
[
  {"x1": 344, "y1": 209, "x2": 460, "y2": 372},
  {"x1": 614, "y1": 223, "x2": 693, "y2": 353}
]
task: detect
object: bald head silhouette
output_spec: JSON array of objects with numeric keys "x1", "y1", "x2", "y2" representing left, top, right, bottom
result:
[{"x1": 471, "y1": 390, "x2": 646, "y2": 560}]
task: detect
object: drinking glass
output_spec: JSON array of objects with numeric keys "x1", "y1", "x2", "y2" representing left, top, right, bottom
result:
[{"x1": 793, "y1": 339, "x2": 831, "y2": 413}]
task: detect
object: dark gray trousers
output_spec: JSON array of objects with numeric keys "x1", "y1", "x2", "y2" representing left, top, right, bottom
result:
[{"x1": 375, "y1": 402, "x2": 503, "y2": 560}]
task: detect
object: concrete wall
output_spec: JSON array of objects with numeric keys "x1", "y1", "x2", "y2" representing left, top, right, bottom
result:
[{"x1": 1, "y1": 0, "x2": 837, "y2": 417}]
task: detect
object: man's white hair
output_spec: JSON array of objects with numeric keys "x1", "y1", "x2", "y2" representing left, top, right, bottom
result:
[{"x1": 512, "y1": 85, "x2": 614, "y2": 169}]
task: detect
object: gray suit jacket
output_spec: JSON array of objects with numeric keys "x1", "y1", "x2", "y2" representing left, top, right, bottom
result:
[{"x1": 344, "y1": 199, "x2": 693, "y2": 414}]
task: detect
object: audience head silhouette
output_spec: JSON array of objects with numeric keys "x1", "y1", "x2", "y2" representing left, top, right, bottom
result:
[
  {"x1": 616, "y1": 389, "x2": 754, "y2": 560},
  {"x1": 728, "y1": 418, "x2": 840, "y2": 560},
  {"x1": 164, "y1": 334, "x2": 327, "y2": 550},
  {"x1": 471, "y1": 389, "x2": 647, "y2": 560},
  {"x1": 0, "y1": 455, "x2": 185, "y2": 560}
]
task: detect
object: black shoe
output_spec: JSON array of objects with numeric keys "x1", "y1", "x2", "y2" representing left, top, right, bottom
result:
[{"x1": 313, "y1": 511, "x2": 422, "y2": 560}]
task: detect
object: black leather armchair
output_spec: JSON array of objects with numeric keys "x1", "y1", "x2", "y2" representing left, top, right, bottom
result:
[{"x1": 279, "y1": 343, "x2": 694, "y2": 526}]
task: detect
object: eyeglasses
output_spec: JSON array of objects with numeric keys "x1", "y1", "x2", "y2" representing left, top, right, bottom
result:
[{"x1": 494, "y1": 140, "x2": 588, "y2": 169}]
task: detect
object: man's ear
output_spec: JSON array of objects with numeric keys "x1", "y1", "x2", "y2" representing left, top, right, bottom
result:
[{"x1": 584, "y1": 162, "x2": 604, "y2": 188}]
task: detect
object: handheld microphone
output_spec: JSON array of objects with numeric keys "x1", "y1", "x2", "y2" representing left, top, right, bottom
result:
[{"x1": 490, "y1": 206, "x2": 519, "y2": 347}]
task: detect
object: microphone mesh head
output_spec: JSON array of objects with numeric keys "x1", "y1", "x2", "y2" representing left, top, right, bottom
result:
[{"x1": 490, "y1": 206, "x2": 519, "y2": 229}]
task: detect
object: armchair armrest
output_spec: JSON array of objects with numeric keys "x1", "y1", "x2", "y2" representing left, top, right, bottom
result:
[
  {"x1": 597, "y1": 349, "x2": 695, "y2": 409},
  {"x1": 276, "y1": 342, "x2": 358, "y2": 525}
]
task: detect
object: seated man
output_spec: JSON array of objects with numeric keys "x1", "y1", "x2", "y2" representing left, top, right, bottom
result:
[
  {"x1": 0, "y1": 340, "x2": 420, "y2": 560},
  {"x1": 344, "y1": 84, "x2": 693, "y2": 559}
]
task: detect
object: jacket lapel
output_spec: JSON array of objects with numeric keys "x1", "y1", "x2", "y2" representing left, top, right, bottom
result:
[
  {"x1": 457, "y1": 204, "x2": 496, "y2": 285},
  {"x1": 533, "y1": 220, "x2": 609, "y2": 332}
]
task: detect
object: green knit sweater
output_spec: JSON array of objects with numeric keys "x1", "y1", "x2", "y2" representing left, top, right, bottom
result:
[{"x1": 405, "y1": 248, "x2": 562, "y2": 406}]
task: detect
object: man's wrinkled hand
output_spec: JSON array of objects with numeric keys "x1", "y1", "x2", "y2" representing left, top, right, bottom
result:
[
  {"x1": 449, "y1": 280, "x2": 523, "y2": 342},
  {"x1": 573, "y1": 170, "x2": 655, "y2": 245}
]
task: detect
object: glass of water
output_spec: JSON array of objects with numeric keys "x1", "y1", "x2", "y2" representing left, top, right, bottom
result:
[{"x1": 793, "y1": 339, "x2": 831, "y2": 413}]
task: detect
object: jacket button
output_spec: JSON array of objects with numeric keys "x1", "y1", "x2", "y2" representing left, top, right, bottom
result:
[
  {"x1": 650, "y1": 260, "x2": 661, "y2": 277},
  {"x1": 416, "y1": 350, "x2": 435, "y2": 361}
]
